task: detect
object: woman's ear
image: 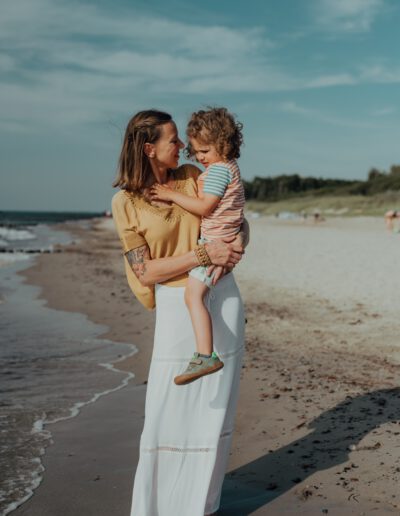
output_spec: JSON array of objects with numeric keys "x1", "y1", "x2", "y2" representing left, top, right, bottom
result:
[{"x1": 144, "y1": 143, "x2": 155, "y2": 159}]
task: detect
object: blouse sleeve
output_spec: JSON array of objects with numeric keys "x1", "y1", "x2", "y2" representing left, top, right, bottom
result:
[
  {"x1": 112, "y1": 191, "x2": 147, "y2": 253},
  {"x1": 112, "y1": 190, "x2": 155, "y2": 311}
]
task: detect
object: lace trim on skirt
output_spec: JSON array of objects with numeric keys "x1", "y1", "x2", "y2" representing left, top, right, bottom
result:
[{"x1": 141, "y1": 430, "x2": 233, "y2": 454}]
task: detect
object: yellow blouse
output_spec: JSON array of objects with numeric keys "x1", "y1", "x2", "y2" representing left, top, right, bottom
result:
[{"x1": 112, "y1": 164, "x2": 201, "y2": 310}]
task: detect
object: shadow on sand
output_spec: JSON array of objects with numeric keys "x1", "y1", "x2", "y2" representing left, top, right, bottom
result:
[{"x1": 220, "y1": 388, "x2": 400, "y2": 515}]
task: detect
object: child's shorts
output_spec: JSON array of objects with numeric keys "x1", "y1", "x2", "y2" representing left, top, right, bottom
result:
[{"x1": 189, "y1": 237, "x2": 214, "y2": 288}]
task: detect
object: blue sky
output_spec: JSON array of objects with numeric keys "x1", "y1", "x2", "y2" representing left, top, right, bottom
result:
[{"x1": 0, "y1": 0, "x2": 399, "y2": 211}]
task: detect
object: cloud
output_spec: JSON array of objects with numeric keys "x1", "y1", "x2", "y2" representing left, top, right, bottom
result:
[
  {"x1": 279, "y1": 101, "x2": 379, "y2": 129},
  {"x1": 0, "y1": 0, "x2": 285, "y2": 130},
  {"x1": 359, "y1": 64, "x2": 400, "y2": 83},
  {"x1": 0, "y1": 0, "x2": 397, "y2": 136},
  {"x1": 306, "y1": 73, "x2": 356, "y2": 88},
  {"x1": 371, "y1": 106, "x2": 396, "y2": 116},
  {"x1": 314, "y1": 0, "x2": 385, "y2": 33},
  {"x1": 280, "y1": 101, "x2": 313, "y2": 116},
  {"x1": 0, "y1": 53, "x2": 16, "y2": 73},
  {"x1": 0, "y1": 0, "x2": 272, "y2": 79}
]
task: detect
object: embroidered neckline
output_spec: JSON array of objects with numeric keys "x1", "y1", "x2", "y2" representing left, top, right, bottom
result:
[{"x1": 123, "y1": 169, "x2": 192, "y2": 223}]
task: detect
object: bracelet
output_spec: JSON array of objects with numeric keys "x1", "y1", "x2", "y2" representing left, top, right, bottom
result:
[{"x1": 194, "y1": 244, "x2": 212, "y2": 267}]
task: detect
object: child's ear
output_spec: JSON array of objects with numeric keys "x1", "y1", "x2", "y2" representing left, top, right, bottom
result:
[{"x1": 144, "y1": 143, "x2": 155, "y2": 159}]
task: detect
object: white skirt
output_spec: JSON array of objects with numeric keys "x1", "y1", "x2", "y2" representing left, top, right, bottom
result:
[{"x1": 130, "y1": 273, "x2": 245, "y2": 516}]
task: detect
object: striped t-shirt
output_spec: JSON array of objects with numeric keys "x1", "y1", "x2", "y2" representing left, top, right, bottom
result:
[{"x1": 198, "y1": 159, "x2": 245, "y2": 240}]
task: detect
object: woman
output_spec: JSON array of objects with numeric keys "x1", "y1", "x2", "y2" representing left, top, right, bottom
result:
[{"x1": 112, "y1": 109, "x2": 247, "y2": 516}]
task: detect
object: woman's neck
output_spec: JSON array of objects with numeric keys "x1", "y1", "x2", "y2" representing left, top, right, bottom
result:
[{"x1": 151, "y1": 163, "x2": 169, "y2": 184}]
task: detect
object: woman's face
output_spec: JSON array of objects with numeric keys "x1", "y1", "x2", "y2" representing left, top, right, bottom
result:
[{"x1": 152, "y1": 121, "x2": 184, "y2": 170}]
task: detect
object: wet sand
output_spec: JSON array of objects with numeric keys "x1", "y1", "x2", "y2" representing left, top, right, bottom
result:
[{"x1": 13, "y1": 216, "x2": 400, "y2": 515}]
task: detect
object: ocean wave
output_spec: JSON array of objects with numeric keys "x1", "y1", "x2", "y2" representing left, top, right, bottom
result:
[
  {"x1": 1, "y1": 339, "x2": 138, "y2": 515},
  {"x1": 0, "y1": 227, "x2": 36, "y2": 242},
  {"x1": 0, "y1": 253, "x2": 33, "y2": 267}
]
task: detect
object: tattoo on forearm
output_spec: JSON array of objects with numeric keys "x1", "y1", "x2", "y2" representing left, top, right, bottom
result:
[{"x1": 125, "y1": 246, "x2": 149, "y2": 278}]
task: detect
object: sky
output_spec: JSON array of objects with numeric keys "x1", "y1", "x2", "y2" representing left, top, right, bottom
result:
[{"x1": 0, "y1": 0, "x2": 399, "y2": 211}]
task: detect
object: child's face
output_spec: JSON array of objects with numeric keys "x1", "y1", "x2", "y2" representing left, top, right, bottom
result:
[{"x1": 189, "y1": 138, "x2": 223, "y2": 168}]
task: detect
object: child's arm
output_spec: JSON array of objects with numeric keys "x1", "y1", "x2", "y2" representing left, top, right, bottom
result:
[{"x1": 150, "y1": 184, "x2": 220, "y2": 217}]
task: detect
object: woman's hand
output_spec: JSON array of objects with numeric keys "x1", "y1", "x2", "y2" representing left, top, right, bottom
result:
[
  {"x1": 204, "y1": 237, "x2": 243, "y2": 269},
  {"x1": 150, "y1": 183, "x2": 174, "y2": 202}
]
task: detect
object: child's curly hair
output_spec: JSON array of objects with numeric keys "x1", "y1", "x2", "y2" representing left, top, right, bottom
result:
[{"x1": 185, "y1": 107, "x2": 243, "y2": 161}]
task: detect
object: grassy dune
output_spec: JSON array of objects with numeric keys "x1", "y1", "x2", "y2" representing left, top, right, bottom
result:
[{"x1": 246, "y1": 191, "x2": 400, "y2": 217}]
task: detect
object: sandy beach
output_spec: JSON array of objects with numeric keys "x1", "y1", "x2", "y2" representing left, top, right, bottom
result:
[{"x1": 10, "y1": 215, "x2": 400, "y2": 515}]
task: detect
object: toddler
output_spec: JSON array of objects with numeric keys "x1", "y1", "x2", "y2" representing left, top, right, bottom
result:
[{"x1": 151, "y1": 107, "x2": 245, "y2": 385}]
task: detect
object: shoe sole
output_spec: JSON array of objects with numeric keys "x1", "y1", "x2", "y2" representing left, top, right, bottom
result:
[{"x1": 174, "y1": 362, "x2": 224, "y2": 386}]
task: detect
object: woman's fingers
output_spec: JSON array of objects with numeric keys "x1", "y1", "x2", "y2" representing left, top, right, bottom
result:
[
  {"x1": 222, "y1": 236, "x2": 244, "y2": 252},
  {"x1": 221, "y1": 235, "x2": 237, "y2": 243},
  {"x1": 220, "y1": 239, "x2": 244, "y2": 254},
  {"x1": 220, "y1": 237, "x2": 244, "y2": 255},
  {"x1": 232, "y1": 243, "x2": 244, "y2": 254},
  {"x1": 205, "y1": 241, "x2": 243, "y2": 266},
  {"x1": 228, "y1": 247, "x2": 243, "y2": 264}
]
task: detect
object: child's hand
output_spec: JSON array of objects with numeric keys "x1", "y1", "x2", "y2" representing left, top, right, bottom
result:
[
  {"x1": 207, "y1": 265, "x2": 233, "y2": 285},
  {"x1": 150, "y1": 183, "x2": 174, "y2": 202}
]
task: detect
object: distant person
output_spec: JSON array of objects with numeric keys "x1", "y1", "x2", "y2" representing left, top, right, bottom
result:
[
  {"x1": 151, "y1": 107, "x2": 245, "y2": 385},
  {"x1": 313, "y1": 210, "x2": 325, "y2": 223},
  {"x1": 384, "y1": 210, "x2": 400, "y2": 232}
]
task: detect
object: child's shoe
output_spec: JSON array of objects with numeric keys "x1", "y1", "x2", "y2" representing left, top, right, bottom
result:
[{"x1": 174, "y1": 352, "x2": 224, "y2": 385}]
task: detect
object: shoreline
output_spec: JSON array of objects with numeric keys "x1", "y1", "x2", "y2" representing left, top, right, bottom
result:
[
  {"x1": 10, "y1": 216, "x2": 400, "y2": 514},
  {"x1": 20, "y1": 219, "x2": 155, "y2": 384},
  {"x1": 7, "y1": 219, "x2": 151, "y2": 516}
]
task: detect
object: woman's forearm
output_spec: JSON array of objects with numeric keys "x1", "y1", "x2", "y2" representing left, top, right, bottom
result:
[
  {"x1": 125, "y1": 246, "x2": 198, "y2": 287},
  {"x1": 142, "y1": 252, "x2": 199, "y2": 285},
  {"x1": 125, "y1": 239, "x2": 243, "y2": 287}
]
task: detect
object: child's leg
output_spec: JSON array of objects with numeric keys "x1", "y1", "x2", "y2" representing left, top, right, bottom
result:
[
  {"x1": 184, "y1": 275, "x2": 213, "y2": 356},
  {"x1": 174, "y1": 274, "x2": 223, "y2": 385}
]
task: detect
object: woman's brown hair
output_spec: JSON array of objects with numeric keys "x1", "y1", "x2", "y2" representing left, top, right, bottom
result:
[
  {"x1": 113, "y1": 109, "x2": 172, "y2": 192},
  {"x1": 185, "y1": 107, "x2": 243, "y2": 161}
]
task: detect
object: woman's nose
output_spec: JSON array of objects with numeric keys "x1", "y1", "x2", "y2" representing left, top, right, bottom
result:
[{"x1": 178, "y1": 139, "x2": 185, "y2": 149}]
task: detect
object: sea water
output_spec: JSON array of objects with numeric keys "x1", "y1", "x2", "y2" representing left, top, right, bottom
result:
[{"x1": 0, "y1": 213, "x2": 137, "y2": 514}]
